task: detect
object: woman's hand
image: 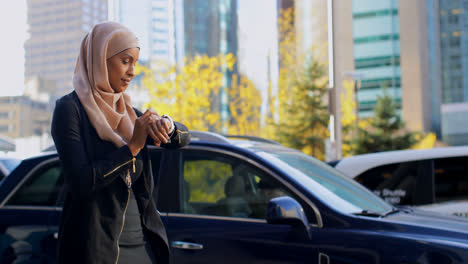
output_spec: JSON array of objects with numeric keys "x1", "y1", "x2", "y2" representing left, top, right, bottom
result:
[
  {"x1": 146, "y1": 110, "x2": 171, "y2": 146},
  {"x1": 127, "y1": 110, "x2": 153, "y2": 156}
]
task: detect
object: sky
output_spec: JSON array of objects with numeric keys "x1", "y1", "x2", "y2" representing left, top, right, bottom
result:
[{"x1": 0, "y1": 0, "x2": 28, "y2": 96}]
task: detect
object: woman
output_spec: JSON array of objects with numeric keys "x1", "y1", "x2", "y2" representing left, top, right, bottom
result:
[{"x1": 51, "y1": 22, "x2": 190, "y2": 264}]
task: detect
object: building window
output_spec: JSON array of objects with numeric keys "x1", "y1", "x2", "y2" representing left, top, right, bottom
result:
[
  {"x1": 448, "y1": 14, "x2": 459, "y2": 24},
  {"x1": 354, "y1": 34, "x2": 400, "y2": 44},
  {"x1": 450, "y1": 55, "x2": 462, "y2": 70},
  {"x1": 153, "y1": 38, "x2": 168, "y2": 44},
  {"x1": 0, "y1": 112, "x2": 10, "y2": 119},
  {"x1": 152, "y1": 7, "x2": 166, "y2": 12},
  {"x1": 0, "y1": 125, "x2": 10, "y2": 133},
  {"x1": 153, "y1": 18, "x2": 168, "y2": 23},
  {"x1": 450, "y1": 37, "x2": 460, "y2": 47}
]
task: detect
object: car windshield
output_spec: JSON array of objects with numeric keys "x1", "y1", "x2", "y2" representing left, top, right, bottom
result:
[{"x1": 258, "y1": 150, "x2": 392, "y2": 215}]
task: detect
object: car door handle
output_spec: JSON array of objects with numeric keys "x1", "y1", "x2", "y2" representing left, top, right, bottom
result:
[{"x1": 171, "y1": 241, "x2": 204, "y2": 250}]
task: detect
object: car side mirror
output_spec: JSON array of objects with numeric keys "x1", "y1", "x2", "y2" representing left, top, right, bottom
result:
[{"x1": 266, "y1": 196, "x2": 311, "y2": 240}]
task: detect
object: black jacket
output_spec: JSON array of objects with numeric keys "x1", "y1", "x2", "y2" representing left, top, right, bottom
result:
[{"x1": 51, "y1": 91, "x2": 190, "y2": 264}]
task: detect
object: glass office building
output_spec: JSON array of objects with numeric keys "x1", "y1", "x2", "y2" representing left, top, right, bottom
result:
[
  {"x1": 439, "y1": 0, "x2": 468, "y2": 145},
  {"x1": 352, "y1": 0, "x2": 402, "y2": 117},
  {"x1": 183, "y1": 0, "x2": 238, "y2": 132},
  {"x1": 426, "y1": 0, "x2": 442, "y2": 137}
]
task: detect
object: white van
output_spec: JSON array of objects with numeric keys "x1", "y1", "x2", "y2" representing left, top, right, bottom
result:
[{"x1": 330, "y1": 146, "x2": 468, "y2": 218}]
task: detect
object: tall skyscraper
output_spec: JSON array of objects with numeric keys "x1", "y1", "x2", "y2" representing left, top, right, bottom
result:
[
  {"x1": 306, "y1": 0, "x2": 442, "y2": 158},
  {"x1": 439, "y1": 0, "x2": 468, "y2": 145},
  {"x1": 112, "y1": 0, "x2": 176, "y2": 64},
  {"x1": 150, "y1": 0, "x2": 176, "y2": 64},
  {"x1": 114, "y1": 0, "x2": 152, "y2": 62},
  {"x1": 351, "y1": 0, "x2": 402, "y2": 118},
  {"x1": 111, "y1": 0, "x2": 177, "y2": 108},
  {"x1": 399, "y1": 0, "x2": 440, "y2": 137},
  {"x1": 183, "y1": 0, "x2": 237, "y2": 60},
  {"x1": 25, "y1": 0, "x2": 108, "y2": 100},
  {"x1": 335, "y1": 0, "x2": 439, "y2": 138},
  {"x1": 182, "y1": 0, "x2": 238, "y2": 131}
]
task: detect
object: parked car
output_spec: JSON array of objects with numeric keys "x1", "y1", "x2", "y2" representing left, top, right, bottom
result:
[
  {"x1": 0, "y1": 132, "x2": 467, "y2": 263},
  {"x1": 330, "y1": 146, "x2": 468, "y2": 218},
  {"x1": 0, "y1": 157, "x2": 21, "y2": 182}
]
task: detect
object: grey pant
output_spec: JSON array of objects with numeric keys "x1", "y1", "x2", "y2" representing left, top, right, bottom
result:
[{"x1": 117, "y1": 242, "x2": 157, "y2": 264}]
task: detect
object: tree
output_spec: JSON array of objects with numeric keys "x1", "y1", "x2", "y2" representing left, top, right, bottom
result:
[
  {"x1": 353, "y1": 93, "x2": 420, "y2": 154},
  {"x1": 135, "y1": 54, "x2": 236, "y2": 132},
  {"x1": 276, "y1": 59, "x2": 330, "y2": 160},
  {"x1": 226, "y1": 74, "x2": 262, "y2": 135},
  {"x1": 263, "y1": 7, "x2": 329, "y2": 159}
]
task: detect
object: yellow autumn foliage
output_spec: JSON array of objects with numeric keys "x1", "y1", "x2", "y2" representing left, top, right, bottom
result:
[
  {"x1": 136, "y1": 53, "x2": 260, "y2": 134},
  {"x1": 227, "y1": 75, "x2": 262, "y2": 135},
  {"x1": 136, "y1": 55, "x2": 227, "y2": 132}
]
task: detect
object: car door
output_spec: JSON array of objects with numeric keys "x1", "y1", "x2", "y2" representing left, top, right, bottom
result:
[
  {"x1": 162, "y1": 147, "x2": 319, "y2": 264},
  {"x1": 0, "y1": 157, "x2": 61, "y2": 264}
]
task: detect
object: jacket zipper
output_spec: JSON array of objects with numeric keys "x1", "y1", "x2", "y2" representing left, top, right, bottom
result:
[
  {"x1": 115, "y1": 179, "x2": 131, "y2": 264},
  {"x1": 104, "y1": 157, "x2": 136, "y2": 178},
  {"x1": 176, "y1": 129, "x2": 189, "y2": 144}
]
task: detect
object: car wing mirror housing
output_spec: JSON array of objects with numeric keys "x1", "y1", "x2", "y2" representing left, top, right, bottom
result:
[{"x1": 266, "y1": 196, "x2": 311, "y2": 240}]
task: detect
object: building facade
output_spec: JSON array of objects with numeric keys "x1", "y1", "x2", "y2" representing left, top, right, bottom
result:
[
  {"x1": 351, "y1": 0, "x2": 402, "y2": 118},
  {"x1": 151, "y1": 0, "x2": 176, "y2": 64},
  {"x1": 25, "y1": 0, "x2": 108, "y2": 100},
  {"x1": 182, "y1": 0, "x2": 239, "y2": 131},
  {"x1": 114, "y1": 0, "x2": 152, "y2": 61},
  {"x1": 439, "y1": 0, "x2": 468, "y2": 145},
  {"x1": 399, "y1": 0, "x2": 441, "y2": 136},
  {"x1": 114, "y1": 0, "x2": 176, "y2": 63},
  {"x1": 302, "y1": 0, "x2": 443, "y2": 158},
  {"x1": 336, "y1": 0, "x2": 441, "y2": 139},
  {"x1": 182, "y1": 0, "x2": 238, "y2": 61},
  {"x1": 0, "y1": 96, "x2": 51, "y2": 138}
]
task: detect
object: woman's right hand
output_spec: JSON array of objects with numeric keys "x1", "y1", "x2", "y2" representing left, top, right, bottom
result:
[{"x1": 127, "y1": 110, "x2": 153, "y2": 156}]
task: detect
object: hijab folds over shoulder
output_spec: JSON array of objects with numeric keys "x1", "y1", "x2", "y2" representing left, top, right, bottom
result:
[{"x1": 74, "y1": 21, "x2": 139, "y2": 148}]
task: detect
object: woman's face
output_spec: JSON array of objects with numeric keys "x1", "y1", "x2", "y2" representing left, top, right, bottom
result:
[{"x1": 106, "y1": 47, "x2": 140, "y2": 93}]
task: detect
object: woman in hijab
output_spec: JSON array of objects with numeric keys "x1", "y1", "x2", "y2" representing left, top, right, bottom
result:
[{"x1": 51, "y1": 22, "x2": 190, "y2": 264}]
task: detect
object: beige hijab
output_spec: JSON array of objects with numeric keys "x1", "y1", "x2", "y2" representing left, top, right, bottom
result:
[{"x1": 74, "y1": 22, "x2": 139, "y2": 147}]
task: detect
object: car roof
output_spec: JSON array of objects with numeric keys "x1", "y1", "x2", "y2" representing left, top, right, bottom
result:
[
  {"x1": 334, "y1": 145, "x2": 468, "y2": 177},
  {"x1": 189, "y1": 135, "x2": 295, "y2": 154},
  {"x1": 40, "y1": 130, "x2": 292, "y2": 157}
]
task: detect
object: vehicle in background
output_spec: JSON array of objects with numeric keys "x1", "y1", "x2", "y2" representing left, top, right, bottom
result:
[
  {"x1": 330, "y1": 146, "x2": 468, "y2": 218},
  {"x1": 0, "y1": 132, "x2": 467, "y2": 263}
]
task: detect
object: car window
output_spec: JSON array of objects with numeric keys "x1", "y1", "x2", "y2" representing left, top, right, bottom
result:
[
  {"x1": 434, "y1": 157, "x2": 468, "y2": 202},
  {"x1": 0, "y1": 158, "x2": 21, "y2": 173},
  {"x1": 355, "y1": 161, "x2": 419, "y2": 205},
  {"x1": 180, "y1": 150, "x2": 316, "y2": 222},
  {"x1": 6, "y1": 163, "x2": 63, "y2": 207}
]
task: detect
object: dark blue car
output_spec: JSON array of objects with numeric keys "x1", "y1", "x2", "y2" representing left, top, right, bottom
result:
[{"x1": 0, "y1": 131, "x2": 467, "y2": 263}]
